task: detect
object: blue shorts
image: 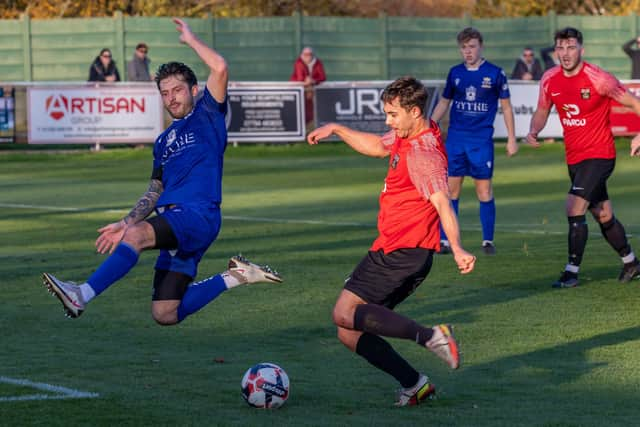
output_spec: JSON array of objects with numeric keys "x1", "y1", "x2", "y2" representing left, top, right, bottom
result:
[
  {"x1": 154, "y1": 204, "x2": 221, "y2": 278},
  {"x1": 446, "y1": 141, "x2": 494, "y2": 180}
]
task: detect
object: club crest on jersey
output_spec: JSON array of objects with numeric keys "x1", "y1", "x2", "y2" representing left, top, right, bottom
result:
[
  {"x1": 465, "y1": 85, "x2": 477, "y2": 101},
  {"x1": 580, "y1": 88, "x2": 591, "y2": 99},
  {"x1": 166, "y1": 129, "x2": 177, "y2": 146},
  {"x1": 391, "y1": 153, "x2": 400, "y2": 169},
  {"x1": 481, "y1": 77, "x2": 492, "y2": 88},
  {"x1": 454, "y1": 78, "x2": 460, "y2": 86}
]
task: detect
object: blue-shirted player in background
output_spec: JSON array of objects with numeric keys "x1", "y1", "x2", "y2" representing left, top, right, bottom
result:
[
  {"x1": 43, "y1": 18, "x2": 282, "y2": 323},
  {"x1": 431, "y1": 27, "x2": 518, "y2": 255}
]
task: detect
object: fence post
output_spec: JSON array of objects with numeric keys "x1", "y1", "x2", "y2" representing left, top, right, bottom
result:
[
  {"x1": 114, "y1": 11, "x2": 125, "y2": 78},
  {"x1": 379, "y1": 12, "x2": 389, "y2": 80},
  {"x1": 548, "y1": 11, "x2": 557, "y2": 42},
  {"x1": 21, "y1": 14, "x2": 32, "y2": 81},
  {"x1": 463, "y1": 11, "x2": 472, "y2": 28},
  {"x1": 206, "y1": 12, "x2": 215, "y2": 49},
  {"x1": 293, "y1": 11, "x2": 302, "y2": 58}
]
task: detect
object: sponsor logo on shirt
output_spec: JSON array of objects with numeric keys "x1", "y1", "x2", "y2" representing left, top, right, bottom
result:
[
  {"x1": 161, "y1": 131, "x2": 197, "y2": 162},
  {"x1": 561, "y1": 104, "x2": 586, "y2": 127}
]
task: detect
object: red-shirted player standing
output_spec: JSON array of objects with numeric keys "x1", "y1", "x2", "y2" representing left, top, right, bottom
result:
[
  {"x1": 527, "y1": 27, "x2": 640, "y2": 288},
  {"x1": 307, "y1": 76, "x2": 476, "y2": 406}
]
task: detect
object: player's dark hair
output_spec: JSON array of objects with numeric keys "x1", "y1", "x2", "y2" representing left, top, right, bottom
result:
[
  {"x1": 381, "y1": 76, "x2": 428, "y2": 115},
  {"x1": 155, "y1": 62, "x2": 197, "y2": 90},
  {"x1": 457, "y1": 27, "x2": 483, "y2": 45},
  {"x1": 555, "y1": 27, "x2": 583, "y2": 45}
]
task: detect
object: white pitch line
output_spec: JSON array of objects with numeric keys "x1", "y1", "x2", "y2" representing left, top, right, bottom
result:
[
  {"x1": 0, "y1": 376, "x2": 99, "y2": 402},
  {"x1": 2, "y1": 203, "x2": 635, "y2": 237},
  {"x1": 0, "y1": 203, "x2": 84, "y2": 212}
]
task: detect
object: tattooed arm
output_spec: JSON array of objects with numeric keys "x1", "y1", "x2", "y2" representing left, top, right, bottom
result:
[
  {"x1": 95, "y1": 179, "x2": 164, "y2": 254},
  {"x1": 123, "y1": 179, "x2": 163, "y2": 225}
]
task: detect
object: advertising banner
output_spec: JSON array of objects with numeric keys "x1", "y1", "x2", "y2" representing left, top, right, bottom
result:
[
  {"x1": 315, "y1": 81, "x2": 442, "y2": 136},
  {"x1": 493, "y1": 81, "x2": 563, "y2": 138},
  {"x1": 227, "y1": 84, "x2": 305, "y2": 142},
  {"x1": 611, "y1": 81, "x2": 640, "y2": 136},
  {"x1": 27, "y1": 84, "x2": 163, "y2": 144}
]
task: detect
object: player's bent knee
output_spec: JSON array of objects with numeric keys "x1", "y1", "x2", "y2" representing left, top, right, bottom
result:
[
  {"x1": 122, "y1": 222, "x2": 156, "y2": 252},
  {"x1": 332, "y1": 307, "x2": 353, "y2": 329},
  {"x1": 151, "y1": 307, "x2": 179, "y2": 326}
]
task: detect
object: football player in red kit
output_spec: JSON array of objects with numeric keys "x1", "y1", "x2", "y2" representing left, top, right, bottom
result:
[
  {"x1": 307, "y1": 76, "x2": 476, "y2": 406},
  {"x1": 527, "y1": 27, "x2": 640, "y2": 288}
]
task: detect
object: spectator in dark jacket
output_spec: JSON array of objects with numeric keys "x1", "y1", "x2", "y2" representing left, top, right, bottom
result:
[
  {"x1": 540, "y1": 46, "x2": 559, "y2": 71},
  {"x1": 88, "y1": 48, "x2": 121, "y2": 82},
  {"x1": 622, "y1": 37, "x2": 640, "y2": 79},
  {"x1": 127, "y1": 42, "x2": 152, "y2": 81},
  {"x1": 511, "y1": 47, "x2": 543, "y2": 80},
  {"x1": 290, "y1": 46, "x2": 326, "y2": 124}
]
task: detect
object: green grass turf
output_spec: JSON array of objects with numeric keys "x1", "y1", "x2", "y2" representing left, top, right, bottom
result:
[{"x1": 1, "y1": 141, "x2": 639, "y2": 426}]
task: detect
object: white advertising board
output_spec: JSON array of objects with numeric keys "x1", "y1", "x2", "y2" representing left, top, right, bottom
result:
[
  {"x1": 27, "y1": 84, "x2": 163, "y2": 144},
  {"x1": 494, "y1": 81, "x2": 563, "y2": 138}
]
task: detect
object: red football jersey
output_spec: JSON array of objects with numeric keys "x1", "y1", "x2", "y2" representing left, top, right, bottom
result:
[
  {"x1": 370, "y1": 122, "x2": 448, "y2": 254},
  {"x1": 537, "y1": 62, "x2": 627, "y2": 165}
]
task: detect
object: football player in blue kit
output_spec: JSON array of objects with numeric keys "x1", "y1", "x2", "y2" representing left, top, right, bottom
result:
[
  {"x1": 431, "y1": 27, "x2": 518, "y2": 255},
  {"x1": 43, "y1": 18, "x2": 281, "y2": 323}
]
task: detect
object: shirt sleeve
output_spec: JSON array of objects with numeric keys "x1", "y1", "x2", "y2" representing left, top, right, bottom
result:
[
  {"x1": 199, "y1": 86, "x2": 228, "y2": 115},
  {"x1": 441, "y1": 69, "x2": 455, "y2": 100},
  {"x1": 406, "y1": 136, "x2": 449, "y2": 201},
  {"x1": 380, "y1": 130, "x2": 396, "y2": 151},
  {"x1": 584, "y1": 64, "x2": 627, "y2": 103},
  {"x1": 536, "y1": 71, "x2": 553, "y2": 110},
  {"x1": 498, "y1": 69, "x2": 510, "y2": 99}
]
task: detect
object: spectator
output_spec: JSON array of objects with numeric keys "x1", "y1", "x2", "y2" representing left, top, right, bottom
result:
[
  {"x1": 511, "y1": 47, "x2": 543, "y2": 80},
  {"x1": 127, "y1": 42, "x2": 152, "y2": 82},
  {"x1": 540, "y1": 46, "x2": 559, "y2": 70},
  {"x1": 622, "y1": 36, "x2": 640, "y2": 79},
  {"x1": 290, "y1": 46, "x2": 326, "y2": 125},
  {"x1": 88, "y1": 48, "x2": 121, "y2": 82}
]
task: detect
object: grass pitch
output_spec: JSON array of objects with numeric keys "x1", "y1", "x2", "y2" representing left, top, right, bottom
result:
[{"x1": 1, "y1": 141, "x2": 639, "y2": 426}]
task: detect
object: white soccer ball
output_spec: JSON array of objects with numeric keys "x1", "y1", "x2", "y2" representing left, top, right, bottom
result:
[{"x1": 241, "y1": 362, "x2": 290, "y2": 409}]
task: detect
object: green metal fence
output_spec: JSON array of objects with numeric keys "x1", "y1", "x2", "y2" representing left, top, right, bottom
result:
[{"x1": 1, "y1": 12, "x2": 639, "y2": 83}]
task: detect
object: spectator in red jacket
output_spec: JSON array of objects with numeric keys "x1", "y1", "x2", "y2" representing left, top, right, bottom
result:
[{"x1": 290, "y1": 46, "x2": 326, "y2": 125}]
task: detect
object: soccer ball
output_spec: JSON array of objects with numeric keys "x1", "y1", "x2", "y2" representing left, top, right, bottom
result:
[{"x1": 241, "y1": 362, "x2": 290, "y2": 409}]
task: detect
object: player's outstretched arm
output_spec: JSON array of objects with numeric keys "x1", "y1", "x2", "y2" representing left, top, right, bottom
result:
[
  {"x1": 500, "y1": 98, "x2": 518, "y2": 157},
  {"x1": 95, "y1": 179, "x2": 163, "y2": 254},
  {"x1": 173, "y1": 17, "x2": 228, "y2": 103},
  {"x1": 429, "y1": 191, "x2": 476, "y2": 274},
  {"x1": 526, "y1": 107, "x2": 550, "y2": 148},
  {"x1": 307, "y1": 123, "x2": 388, "y2": 158},
  {"x1": 608, "y1": 90, "x2": 640, "y2": 156}
]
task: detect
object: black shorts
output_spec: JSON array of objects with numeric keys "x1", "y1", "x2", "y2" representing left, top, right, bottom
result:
[
  {"x1": 152, "y1": 269, "x2": 192, "y2": 301},
  {"x1": 567, "y1": 158, "x2": 615, "y2": 207},
  {"x1": 344, "y1": 248, "x2": 434, "y2": 309},
  {"x1": 146, "y1": 214, "x2": 179, "y2": 250}
]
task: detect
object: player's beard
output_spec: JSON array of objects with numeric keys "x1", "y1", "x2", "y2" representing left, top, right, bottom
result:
[
  {"x1": 561, "y1": 55, "x2": 582, "y2": 74},
  {"x1": 167, "y1": 98, "x2": 194, "y2": 119}
]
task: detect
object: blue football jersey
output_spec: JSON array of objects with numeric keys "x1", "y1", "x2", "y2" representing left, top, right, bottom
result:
[
  {"x1": 442, "y1": 60, "x2": 510, "y2": 143},
  {"x1": 153, "y1": 87, "x2": 227, "y2": 207}
]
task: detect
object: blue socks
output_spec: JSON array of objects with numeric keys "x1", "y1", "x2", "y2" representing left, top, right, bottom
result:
[
  {"x1": 87, "y1": 242, "x2": 139, "y2": 296},
  {"x1": 440, "y1": 198, "x2": 459, "y2": 242},
  {"x1": 177, "y1": 275, "x2": 227, "y2": 322},
  {"x1": 479, "y1": 199, "x2": 496, "y2": 242}
]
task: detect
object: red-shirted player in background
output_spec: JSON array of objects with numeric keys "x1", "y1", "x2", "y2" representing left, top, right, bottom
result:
[
  {"x1": 307, "y1": 76, "x2": 476, "y2": 406},
  {"x1": 527, "y1": 27, "x2": 640, "y2": 288}
]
